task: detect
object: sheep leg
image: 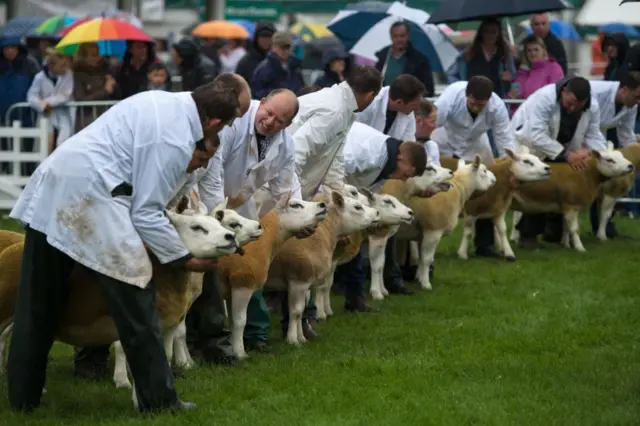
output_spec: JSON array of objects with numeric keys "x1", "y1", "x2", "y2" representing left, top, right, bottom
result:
[
  {"x1": 418, "y1": 230, "x2": 445, "y2": 290},
  {"x1": 230, "y1": 287, "x2": 253, "y2": 359},
  {"x1": 510, "y1": 211, "x2": 522, "y2": 243},
  {"x1": 493, "y1": 222, "x2": 503, "y2": 253},
  {"x1": 494, "y1": 212, "x2": 516, "y2": 261},
  {"x1": 113, "y1": 340, "x2": 132, "y2": 389},
  {"x1": 0, "y1": 323, "x2": 13, "y2": 374},
  {"x1": 173, "y1": 320, "x2": 195, "y2": 369},
  {"x1": 409, "y1": 241, "x2": 419, "y2": 265},
  {"x1": 324, "y1": 262, "x2": 336, "y2": 317},
  {"x1": 564, "y1": 210, "x2": 586, "y2": 252},
  {"x1": 315, "y1": 263, "x2": 336, "y2": 320},
  {"x1": 457, "y1": 215, "x2": 476, "y2": 260},
  {"x1": 286, "y1": 282, "x2": 310, "y2": 345},
  {"x1": 368, "y1": 235, "x2": 388, "y2": 300},
  {"x1": 597, "y1": 195, "x2": 617, "y2": 241}
]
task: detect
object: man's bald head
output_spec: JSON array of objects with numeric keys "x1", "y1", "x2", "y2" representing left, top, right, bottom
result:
[
  {"x1": 254, "y1": 88, "x2": 298, "y2": 136},
  {"x1": 530, "y1": 13, "x2": 550, "y2": 38},
  {"x1": 213, "y1": 72, "x2": 252, "y2": 116}
]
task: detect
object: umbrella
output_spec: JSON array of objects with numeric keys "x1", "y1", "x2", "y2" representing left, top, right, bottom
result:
[
  {"x1": 192, "y1": 21, "x2": 250, "y2": 39},
  {"x1": 228, "y1": 19, "x2": 256, "y2": 39},
  {"x1": 0, "y1": 16, "x2": 47, "y2": 42},
  {"x1": 522, "y1": 19, "x2": 581, "y2": 41},
  {"x1": 290, "y1": 23, "x2": 334, "y2": 43},
  {"x1": 598, "y1": 22, "x2": 640, "y2": 37},
  {"x1": 31, "y1": 15, "x2": 77, "y2": 38},
  {"x1": 427, "y1": 0, "x2": 573, "y2": 24},
  {"x1": 328, "y1": 2, "x2": 460, "y2": 73},
  {"x1": 56, "y1": 18, "x2": 151, "y2": 56},
  {"x1": 86, "y1": 9, "x2": 143, "y2": 29}
]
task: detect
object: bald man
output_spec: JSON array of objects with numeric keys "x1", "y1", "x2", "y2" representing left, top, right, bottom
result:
[{"x1": 529, "y1": 13, "x2": 568, "y2": 74}]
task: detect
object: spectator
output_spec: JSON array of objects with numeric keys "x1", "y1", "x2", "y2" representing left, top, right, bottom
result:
[
  {"x1": 296, "y1": 85, "x2": 321, "y2": 96},
  {"x1": 219, "y1": 38, "x2": 247, "y2": 73},
  {"x1": 0, "y1": 36, "x2": 41, "y2": 174},
  {"x1": 622, "y1": 41, "x2": 640, "y2": 133},
  {"x1": 113, "y1": 40, "x2": 162, "y2": 99},
  {"x1": 199, "y1": 37, "x2": 223, "y2": 73},
  {"x1": 313, "y1": 47, "x2": 350, "y2": 88},
  {"x1": 529, "y1": 13, "x2": 568, "y2": 75},
  {"x1": 72, "y1": 42, "x2": 119, "y2": 132},
  {"x1": 236, "y1": 21, "x2": 276, "y2": 84},
  {"x1": 146, "y1": 62, "x2": 170, "y2": 91},
  {"x1": 601, "y1": 33, "x2": 630, "y2": 82},
  {"x1": 27, "y1": 48, "x2": 74, "y2": 152},
  {"x1": 171, "y1": 36, "x2": 217, "y2": 91},
  {"x1": 509, "y1": 35, "x2": 564, "y2": 114},
  {"x1": 447, "y1": 18, "x2": 516, "y2": 99},
  {"x1": 374, "y1": 21, "x2": 434, "y2": 97},
  {"x1": 250, "y1": 31, "x2": 304, "y2": 99}
]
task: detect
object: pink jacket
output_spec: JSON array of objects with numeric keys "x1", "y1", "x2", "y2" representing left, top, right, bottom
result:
[{"x1": 510, "y1": 59, "x2": 564, "y2": 113}]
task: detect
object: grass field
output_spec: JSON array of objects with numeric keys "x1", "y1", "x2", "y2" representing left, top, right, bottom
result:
[{"x1": 0, "y1": 213, "x2": 639, "y2": 425}]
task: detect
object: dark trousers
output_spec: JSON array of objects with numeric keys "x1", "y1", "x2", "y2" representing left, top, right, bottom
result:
[
  {"x1": 336, "y1": 248, "x2": 367, "y2": 301},
  {"x1": 474, "y1": 219, "x2": 495, "y2": 251},
  {"x1": 517, "y1": 213, "x2": 563, "y2": 241},
  {"x1": 9, "y1": 227, "x2": 178, "y2": 413},
  {"x1": 280, "y1": 294, "x2": 317, "y2": 333},
  {"x1": 185, "y1": 271, "x2": 233, "y2": 357},
  {"x1": 383, "y1": 236, "x2": 403, "y2": 284}
]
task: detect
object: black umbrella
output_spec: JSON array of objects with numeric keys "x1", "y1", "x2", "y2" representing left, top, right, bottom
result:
[
  {"x1": 427, "y1": 0, "x2": 573, "y2": 24},
  {"x1": 620, "y1": 0, "x2": 640, "y2": 3}
]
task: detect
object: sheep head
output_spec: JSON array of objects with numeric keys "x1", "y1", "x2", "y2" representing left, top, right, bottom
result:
[
  {"x1": 275, "y1": 191, "x2": 328, "y2": 233},
  {"x1": 407, "y1": 159, "x2": 454, "y2": 195},
  {"x1": 593, "y1": 148, "x2": 634, "y2": 178},
  {"x1": 457, "y1": 155, "x2": 497, "y2": 193},
  {"x1": 343, "y1": 184, "x2": 371, "y2": 204},
  {"x1": 505, "y1": 148, "x2": 551, "y2": 182},
  {"x1": 357, "y1": 188, "x2": 413, "y2": 226},
  {"x1": 324, "y1": 187, "x2": 380, "y2": 234},
  {"x1": 165, "y1": 210, "x2": 238, "y2": 258},
  {"x1": 211, "y1": 199, "x2": 263, "y2": 247}
]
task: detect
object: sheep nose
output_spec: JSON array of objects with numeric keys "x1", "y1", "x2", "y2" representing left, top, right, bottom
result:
[
  {"x1": 628, "y1": 164, "x2": 633, "y2": 171},
  {"x1": 257, "y1": 224, "x2": 263, "y2": 230},
  {"x1": 318, "y1": 202, "x2": 326, "y2": 209},
  {"x1": 408, "y1": 210, "x2": 414, "y2": 216},
  {"x1": 375, "y1": 211, "x2": 380, "y2": 217},
  {"x1": 224, "y1": 233, "x2": 235, "y2": 241},
  {"x1": 544, "y1": 166, "x2": 551, "y2": 172}
]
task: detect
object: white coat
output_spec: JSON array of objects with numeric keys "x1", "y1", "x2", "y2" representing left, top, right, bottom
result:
[
  {"x1": 344, "y1": 122, "x2": 390, "y2": 190},
  {"x1": 511, "y1": 82, "x2": 607, "y2": 159},
  {"x1": 431, "y1": 81, "x2": 516, "y2": 162},
  {"x1": 10, "y1": 91, "x2": 202, "y2": 288},
  {"x1": 591, "y1": 80, "x2": 638, "y2": 148},
  {"x1": 289, "y1": 81, "x2": 358, "y2": 200},
  {"x1": 27, "y1": 68, "x2": 76, "y2": 146},
  {"x1": 194, "y1": 100, "x2": 301, "y2": 220},
  {"x1": 423, "y1": 139, "x2": 441, "y2": 166},
  {"x1": 355, "y1": 86, "x2": 416, "y2": 140}
]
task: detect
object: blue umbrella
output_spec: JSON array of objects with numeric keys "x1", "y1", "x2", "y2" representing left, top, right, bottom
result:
[
  {"x1": 228, "y1": 19, "x2": 255, "y2": 39},
  {"x1": 598, "y1": 22, "x2": 640, "y2": 37},
  {"x1": 0, "y1": 16, "x2": 47, "y2": 43},
  {"x1": 428, "y1": 0, "x2": 573, "y2": 24},
  {"x1": 526, "y1": 19, "x2": 581, "y2": 41}
]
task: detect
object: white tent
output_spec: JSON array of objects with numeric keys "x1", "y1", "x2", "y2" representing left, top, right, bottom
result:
[{"x1": 576, "y1": 0, "x2": 640, "y2": 26}]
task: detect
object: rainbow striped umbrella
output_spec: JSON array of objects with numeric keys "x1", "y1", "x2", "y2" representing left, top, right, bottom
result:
[
  {"x1": 33, "y1": 15, "x2": 77, "y2": 36},
  {"x1": 56, "y1": 17, "x2": 151, "y2": 56}
]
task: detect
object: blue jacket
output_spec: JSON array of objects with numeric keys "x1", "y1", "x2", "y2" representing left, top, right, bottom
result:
[
  {"x1": 0, "y1": 37, "x2": 40, "y2": 125},
  {"x1": 250, "y1": 52, "x2": 304, "y2": 99},
  {"x1": 446, "y1": 51, "x2": 516, "y2": 98},
  {"x1": 313, "y1": 47, "x2": 351, "y2": 89}
]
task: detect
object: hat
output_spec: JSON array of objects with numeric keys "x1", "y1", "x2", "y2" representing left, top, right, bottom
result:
[{"x1": 272, "y1": 31, "x2": 293, "y2": 47}]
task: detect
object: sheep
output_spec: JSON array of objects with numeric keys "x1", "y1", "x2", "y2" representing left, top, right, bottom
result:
[
  {"x1": 216, "y1": 193, "x2": 329, "y2": 359},
  {"x1": 0, "y1": 207, "x2": 241, "y2": 407},
  {"x1": 112, "y1": 194, "x2": 264, "y2": 390},
  {"x1": 395, "y1": 156, "x2": 497, "y2": 291},
  {"x1": 508, "y1": 147, "x2": 633, "y2": 252},
  {"x1": 313, "y1": 186, "x2": 414, "y2": 320},
  {"x1": 264, "y1": 189, "x2": 382, "y2": 345},
  {"x1": 366, "y1": 162, "x2": 455, "y2": 300},
  {"x1": 456, "y1": 147, "x2": 552, "y2": 261},
  {"x1": 596, "y1": 143, "x2": 640, "y2": 241}
]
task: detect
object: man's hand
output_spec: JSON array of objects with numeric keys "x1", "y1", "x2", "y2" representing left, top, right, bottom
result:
[
  {"x1": 184, "y1": 257, "x2": 219, "y2": 272},
  {"x1": 337, "y1": 235, "x2": 351, "y2": 246},
  {"x1": 419, "y1": 189, "x2": 436, "y2": 198},
  {"x1": 42, "y1": 103, "x2": 52, "y2": 114},
  {"x1": 227, "y1": 194, "x2": 245, "y2": 210},
  {"x1": 294, "y1": 225, "x2": 316, "y2": 239},
  {"x1": 566, "y1": 152, "x2": 588, "y2": 171},
  {"x1": 575, "y1": 147, "x2": 591, "y2": 159}
]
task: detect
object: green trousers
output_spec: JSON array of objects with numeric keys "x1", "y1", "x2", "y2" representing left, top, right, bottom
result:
[{"x1": 243, "y1": 288, "x2": 270, "y2": 341}]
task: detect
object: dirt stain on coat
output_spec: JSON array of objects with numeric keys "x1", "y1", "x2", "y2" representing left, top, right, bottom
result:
[{"x1": 56, "y1": 196, "x2": 96, "y2": 243}]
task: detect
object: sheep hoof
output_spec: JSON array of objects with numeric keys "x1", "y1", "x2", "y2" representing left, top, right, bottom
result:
[
  {"x1": 370, "y1": 292, "x2": 384, "y2": 301},
  {"x1": 596, "y1": 234, "x2": 607, "y2": 242},
  {"x1": 505, "y1": 255, "x2": 516, "y2": 262},
  {"x1": 316, "y1": 313, "x2": 327, "y2": 321},
  {"x1": 457, "y1": 252, "x2": 468, "y2": 260},
  {"x1": 380, "y1": 288, "x2": 389, "y2": 296},
  {"x1": 114, "y1": 379, "x2": 133, "y2": 390},
  {"x1": 285, "y1": 337, "x2": 300, "y2": 346},
  {"x1": 297, "y1": 336, "x2": 307, "y2": 345},
  {"x1": 42, "y1": 388, "x2": 47, "y2": 395},
  {"x1": 326, "y1": 310, "x2": 334, "y2": 317},
  {"x1": 420, "y1": 282, "x2": 433, "y2": 291}
]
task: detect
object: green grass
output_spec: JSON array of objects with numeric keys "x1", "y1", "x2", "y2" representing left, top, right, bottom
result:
[{"x1": 1, "y1": 213, "x2": 639, "y2": 425}]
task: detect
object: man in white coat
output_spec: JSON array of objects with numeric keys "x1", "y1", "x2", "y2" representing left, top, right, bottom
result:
[
  {"x1": 588, "y1": 72, "x2": 640, "y2": 239},
  {"x1": 186, "y1": 88, "x2": 307, "y2": 353},
  {"x1": 512, "y1": 76, "x2": 607, "y2": 246},
  {"x1": 352, "y1": 73, "x2": 425, "y2": 297},
  {"x1": 7, "y1": 81, "x2": 240, "y2": 413},
  {"x1": 432, "y1": 75, "x2": 518, "y2": 258},
  {"x1": 414, "y1": 99, "x2": 440, "y2": 166}
]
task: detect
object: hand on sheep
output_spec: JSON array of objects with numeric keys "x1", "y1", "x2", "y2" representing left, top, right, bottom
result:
[
  {"x1": 294, "y1": 225, "x2": 316, "y2": 239},
  {"x1": 566, "y1": 151, "x2": 589, "y2": 171},
  {"x1": 227, "y1": 194, "x2": 245, "y2": 210},
  {"x1": 184, "y1": 257, "x2": 219, "y2": 272}
]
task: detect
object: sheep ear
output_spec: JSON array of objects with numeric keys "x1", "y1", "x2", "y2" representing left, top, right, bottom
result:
[
  {"x1": 519, "y1": 145, "x2": 530, "y2": 155},
  {"x1": 606, "y1": 141, "x2": 615, "y2": 151},
  {"x1": 215, "y1": 210, "x2": 225, "y2": 222},
  {"x1": 321, "y1": 185, "x2": 332, "y2": 202},
  {"x1": 593, "y1": 150, "x2": 603, "y2": 160},
  {"x1": 211, "y1": 197, "x2": 228, "y2": 216},
  {"x1": 331, "y1": 190, "x2": 345, "y2": 209},
  {"x1": 359, "y1": 187, "x2": 375, "y2": 204},
  {"x1": 175, "y1": 195, "x2": 189, "y2": 214},
  {"x1": 275, "y1": 192, "x2": 291, "y2": 210},
  {"x1": 473, "y1": 155, "x2": 481, "y2": 170},
  {"x1": 165, "y1": 209, "x2": 178, "y2": 223},
  {"x1": 504, "y1": 148, "x2": 517, "y2": 161}
]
